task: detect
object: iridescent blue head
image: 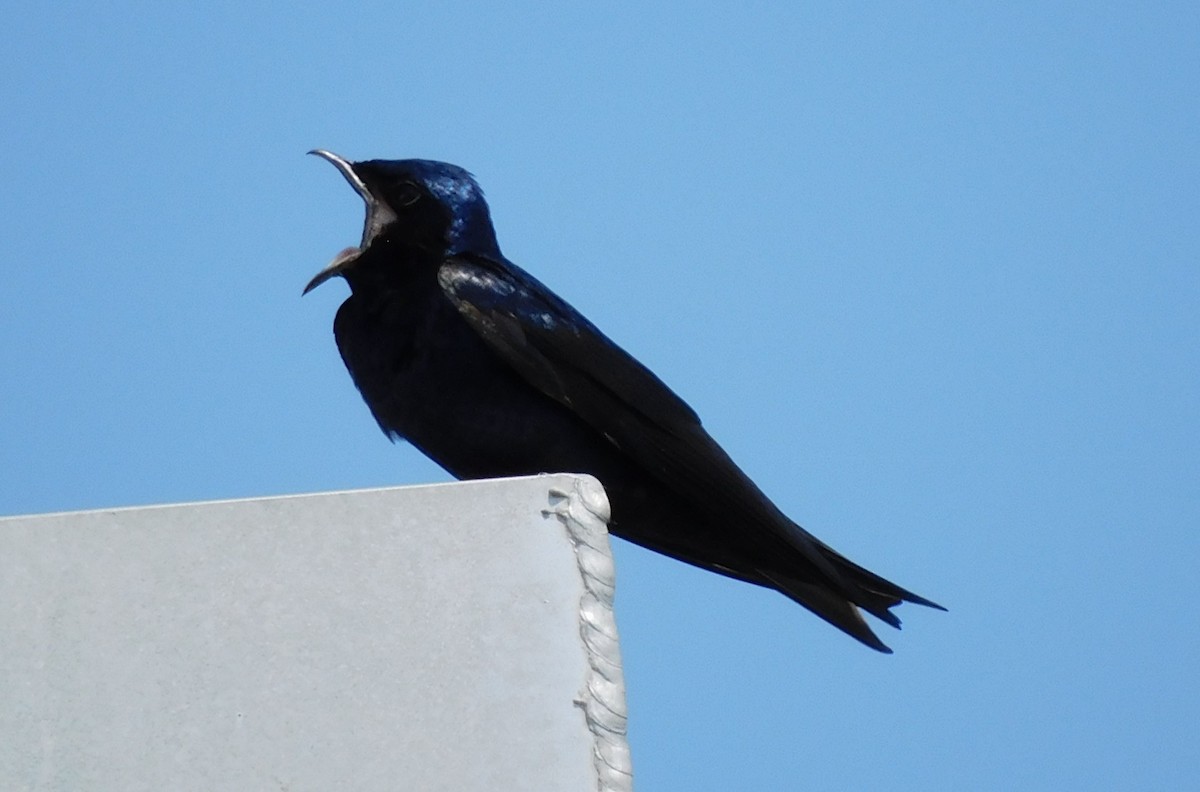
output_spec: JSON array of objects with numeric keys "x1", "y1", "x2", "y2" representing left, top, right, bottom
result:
[{"x1": 304, "y1": 150, "x2": 501, "y2": 294}]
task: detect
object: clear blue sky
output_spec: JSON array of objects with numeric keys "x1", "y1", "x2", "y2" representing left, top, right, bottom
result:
[{"x1": 3, "y1": 3, "x2": 1197, "y2": 789}]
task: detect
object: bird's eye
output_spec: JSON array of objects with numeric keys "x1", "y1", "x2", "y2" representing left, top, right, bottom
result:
[{"x1": 395, "y1": 181, "x2": 422, "y2": 207}]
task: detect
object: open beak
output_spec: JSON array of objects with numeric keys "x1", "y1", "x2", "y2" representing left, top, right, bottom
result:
[
  {"x1": 303, "y1": 149, "x2": 396, "y2": 295},
  {"x1": 303, "y1": 245, "x2": 362, "y2": 295}
]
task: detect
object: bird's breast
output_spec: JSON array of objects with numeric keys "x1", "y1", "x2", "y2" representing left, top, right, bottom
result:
[{"x1": 333, "y1": 286, "x2": 608, "y2": 479}]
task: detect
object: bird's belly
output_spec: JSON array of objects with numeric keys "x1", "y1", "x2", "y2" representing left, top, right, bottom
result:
[
  {"x1": 395, "y1": 364, "x2": 618, "y2": 480},
  {"x1": 348, "y1": 321, "x2": 610, "y2": 479}
]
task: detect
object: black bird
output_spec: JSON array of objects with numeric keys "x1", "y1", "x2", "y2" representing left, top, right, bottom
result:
[{"x1": 304, "y1": 150, "x2": 942, "y2": 652}]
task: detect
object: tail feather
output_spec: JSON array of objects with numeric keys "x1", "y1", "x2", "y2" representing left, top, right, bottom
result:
[
  {"x1": 763, "y1": 541, "x2": 944, "y2": 653},
  {"x1": 817, "y1": 539, "x2": 946, "y2": 612},
  {"x1": 762, "y1": 571, "x2": 895, "y2": 653}
]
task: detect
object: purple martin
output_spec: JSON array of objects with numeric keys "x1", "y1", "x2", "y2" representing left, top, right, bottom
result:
[{"x1": 304, "y1": 151, "x2": 942, "y2": 652}]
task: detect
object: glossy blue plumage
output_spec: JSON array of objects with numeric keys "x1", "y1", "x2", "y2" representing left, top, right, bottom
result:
[{"x1": 306, "y1": 154, "x2": 943, "y2": 651}]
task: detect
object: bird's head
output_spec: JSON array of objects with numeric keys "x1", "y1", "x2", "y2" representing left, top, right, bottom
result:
[{"x1": 303, "y1": 150, "x2": 500, "y2": 294}]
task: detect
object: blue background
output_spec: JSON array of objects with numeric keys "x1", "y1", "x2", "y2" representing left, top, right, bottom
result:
[{"x1": 3, "y1": 3, "x2": 1197, "y2": 789}]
